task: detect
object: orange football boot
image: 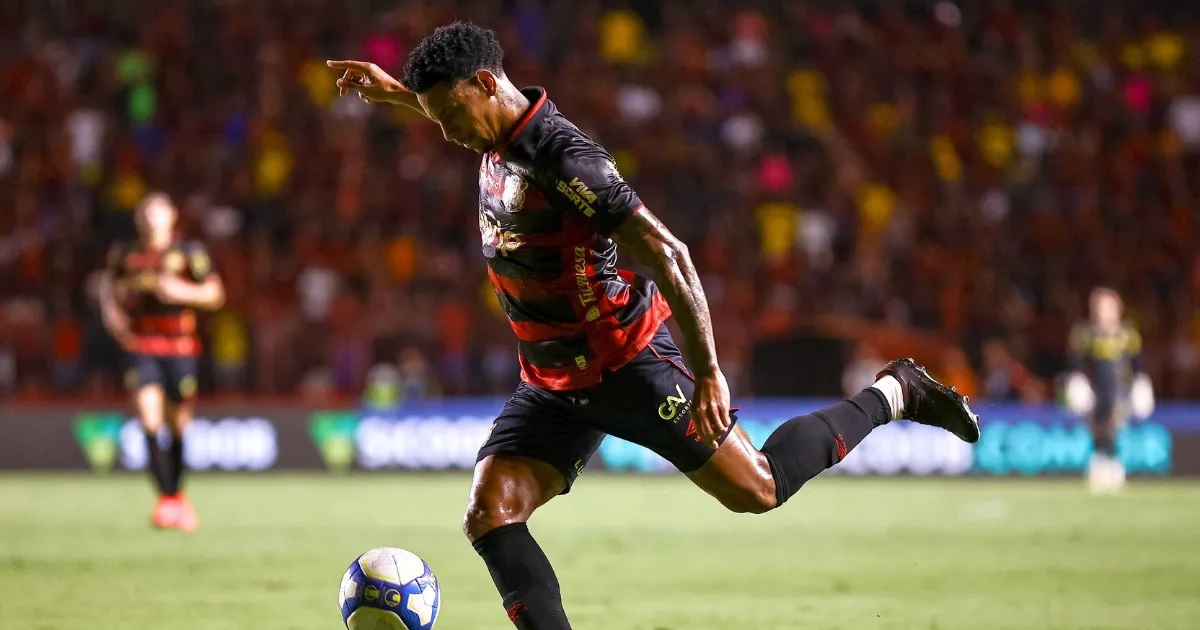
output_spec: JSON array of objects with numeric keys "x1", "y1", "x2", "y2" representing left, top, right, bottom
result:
[
  {"x1": 173, "y1": 494, "x2": 199, "y2": 533},
  {"x1": 151, "y1": 495, "x2": 181, "y2": 529}
]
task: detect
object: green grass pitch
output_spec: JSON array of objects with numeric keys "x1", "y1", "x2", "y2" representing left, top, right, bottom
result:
[{"x1": 1, "y1": 474, "x2": 1198, "y2": 629}]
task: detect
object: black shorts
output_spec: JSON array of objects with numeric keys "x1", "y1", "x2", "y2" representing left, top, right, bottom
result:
[
  {"x1": 477, "y1": 327, "x2": 736, "y2": 492},
  {"x1": 1091, "y1": 394, "x2": 1131, "y2": 428},
  {"x1": 126, "y1": 353, "x2": 199, "y2": 404}
]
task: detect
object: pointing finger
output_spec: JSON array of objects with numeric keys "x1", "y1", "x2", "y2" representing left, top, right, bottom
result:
[{"x1": 326, "y1": 59, "x2": 372, "y2": 72}]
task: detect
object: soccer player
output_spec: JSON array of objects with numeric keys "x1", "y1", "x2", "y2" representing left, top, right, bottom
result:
[
  {"x1": 1063, "y1": 287, "x2": 1154, "y2": 493},
  {"x1": 329, "y1": 22, "x2": 980, "y2": 629},
  {"x1": 98, "y1": 192, "x2": 225, "y2": 531}
]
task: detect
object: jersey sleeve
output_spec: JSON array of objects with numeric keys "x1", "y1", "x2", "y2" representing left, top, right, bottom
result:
[
  {"x1": 184, "y1": 242, "x2": 214, "y2": 282},
  {"x1": 540, "y1": 133, "x2": 644, "y2": 236}
]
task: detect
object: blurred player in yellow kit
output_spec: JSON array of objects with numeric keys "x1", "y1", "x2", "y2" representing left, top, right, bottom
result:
[
  {"x1": 99, "y1": 193, "x2": 225, "y2": 530},
  {"x1": 1063, "y1": 288, "x2": 1155, "y2": 494}
]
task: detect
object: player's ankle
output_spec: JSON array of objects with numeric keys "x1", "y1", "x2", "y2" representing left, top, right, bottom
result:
[{"x1": 870, "y1": 375, "x2": 905, "y2": 421}]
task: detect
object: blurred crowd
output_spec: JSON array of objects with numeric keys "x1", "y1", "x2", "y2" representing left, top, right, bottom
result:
[{"x1": 1, "y1": 0, "x2": 1198, "y2": 403}]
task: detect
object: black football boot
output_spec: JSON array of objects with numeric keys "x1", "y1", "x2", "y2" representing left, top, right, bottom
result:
[{"x1": 877, "y1": 358, "x2": 981, "y2": 443}]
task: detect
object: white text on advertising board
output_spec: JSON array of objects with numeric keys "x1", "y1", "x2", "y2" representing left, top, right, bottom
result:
[{"x1": 119, "y1": 418, "x2": 278, "y2": 471}]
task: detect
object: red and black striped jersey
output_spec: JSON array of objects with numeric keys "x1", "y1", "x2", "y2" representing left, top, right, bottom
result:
[
  {"x1": 479, "y1": 87, "x2": 671, "y2": 390},
  {"x1": 107, "y1": 239, "x2": 214, "y2": 357}
]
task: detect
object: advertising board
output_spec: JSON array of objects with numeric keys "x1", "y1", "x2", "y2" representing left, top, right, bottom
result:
[{"x1": 1, "y1": 400, "x2": 1196, "y2": 476}]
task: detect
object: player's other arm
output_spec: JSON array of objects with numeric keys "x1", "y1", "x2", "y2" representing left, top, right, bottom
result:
[
  {"x1": 154, "y1": 246, "x2": 226, "y2": 311},
  {"x1": 1126, "y1": 327, "x2": 1155, "y2": 419},
  {"x1": 545, "y1": 140, "x2": 731, "y2": 446},
  {"x1": 614, "y1": 210, "x2": 719, "y2": 378},
  {"x1": 98, "y1": 251, "x2": 133, "y2": 348},
  {"x1": 326, "y1": 60, "x2": 431, "y2": 119},
  {"x1": 614, "y1": 210, "x2": 731, "y2": 447}
]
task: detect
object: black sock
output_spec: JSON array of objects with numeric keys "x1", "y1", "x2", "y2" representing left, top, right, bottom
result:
[
  {"x1": 472, "y1": 523, "x2": 571, "y2": 630},
  {"x1": 1094, "y1": 433, "x2": 1116, "y2": 457},
  {"x1": 144, "y1": 430, "x2": 170, "y2": 496},
  {"x1": 761, "y1": 389, "x2": 890, "y2": 506},
  {"x1": 164, "y1": 435, "x2": 185, "y2": 496}
]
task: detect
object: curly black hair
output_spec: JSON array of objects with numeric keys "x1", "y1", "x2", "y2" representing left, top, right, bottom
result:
[{"x1": 401, "y1": 21, "x2": 505, "y2": 94}]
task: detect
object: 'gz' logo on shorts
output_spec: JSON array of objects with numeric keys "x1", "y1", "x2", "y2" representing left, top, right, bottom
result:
[{"x1": 658, "y1": 384, "x2": 690, "y2": 421}]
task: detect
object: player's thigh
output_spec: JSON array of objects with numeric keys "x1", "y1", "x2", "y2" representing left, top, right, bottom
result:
[
  {"x1": 477, "y1": 383, "x2": 605, "y2": 494},
  {"x1": 127, "y1": 354, "x2": 166, "y2": 432},
  {"x1": 162, "y1": 356, "x2": 199, "y2": 406},
  {"x1": 163, "y1": 357, "x2": 199, "y2": 434},
  {"x1": 467, "y1": 384, "x2": 605, "y2": 539},
  {"x1": 1091, "y1": 397, "x2": 1119, "y2": 436},
  {"x1": 464, "y1": 455, "x2": 567, "y2": 541}
]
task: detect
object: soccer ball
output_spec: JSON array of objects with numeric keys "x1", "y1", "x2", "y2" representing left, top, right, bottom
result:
[{"x1": 338, "y1": 547, "x2": 441, "y2": 629}]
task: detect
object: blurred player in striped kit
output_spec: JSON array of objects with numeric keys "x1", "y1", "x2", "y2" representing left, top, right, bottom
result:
[
  {"x1": 99, "y1": 193, "x2": 225, "y2": 530},
  {"x1": 1063, "y1": 288, "x2": 1155, "y2": 494}
]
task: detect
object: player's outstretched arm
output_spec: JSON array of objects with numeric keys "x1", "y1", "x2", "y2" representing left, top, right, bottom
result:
[
  {"x1": 326, "y1": 60, "x2": 431, "y2": 119},
  {"x1": 614, "y1": 208, "x2": 731, "y2": 447}
]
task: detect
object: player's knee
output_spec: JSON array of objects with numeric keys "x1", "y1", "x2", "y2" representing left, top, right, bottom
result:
[
  {"x1": 462, "y1": 496, "x2": 529, "y2": 541},
  {"x1": 718, "y1": 482, "x2": 777, "y2": 514},
  {"x1": 167, "y1": 404, "x2": 193, "y2": 436}
]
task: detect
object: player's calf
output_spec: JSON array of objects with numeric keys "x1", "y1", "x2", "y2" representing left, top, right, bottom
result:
[
  {"x1": 758, "y1": 389, "x2": 890, "y2": 507},
  {"x1": 134, "y1": 382, "x2": 177, "y2": 529},
  {"x1": 163, "y1": 399, "x2": 193, "y2": 499}
]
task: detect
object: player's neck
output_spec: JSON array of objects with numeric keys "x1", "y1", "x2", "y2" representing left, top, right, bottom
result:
[
  {"x1": 490, "y1": 84, "x2": 531, "y2": 149},
  {"x1": 144, "y1": 233, "x2": 173, "y2": 251}
]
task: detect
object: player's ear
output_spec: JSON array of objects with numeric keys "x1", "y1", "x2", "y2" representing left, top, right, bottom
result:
[{"x1": 475, "y1": 70, "x2": 499, "y2": 98}]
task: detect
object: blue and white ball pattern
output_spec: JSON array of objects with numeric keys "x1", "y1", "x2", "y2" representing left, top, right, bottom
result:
[{"x1": 338, "y1": 547, "x2": 440, "y2": 630}]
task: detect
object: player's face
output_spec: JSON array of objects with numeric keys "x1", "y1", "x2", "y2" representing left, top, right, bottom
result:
[
  {"x1": 417, "y1": 74, "x2": 498, "y2": 154},
  {"x1": 1090, "y1": 290, "x2": 1122, "y2": 326},
  {"x1": 135, "y1": 197, "x2": 177, "y2": 239}
]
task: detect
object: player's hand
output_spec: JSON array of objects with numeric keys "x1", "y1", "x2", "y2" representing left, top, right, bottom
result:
[
  {"x1": 153, "y1": 276, "x2": 196, "y2": 305},
  {"x1": 1130, "y1": 373, "x2": 1155, "y2": 419},
  {"x1": 326, "y1": 60, "x2": 403, "y2": 104},
  {"x1": 690, "y1": 371, "x2": 733, "y2": 450},
  {"x1": 1063, "y1": 372, "x2": 1095, "y2": 415}
]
